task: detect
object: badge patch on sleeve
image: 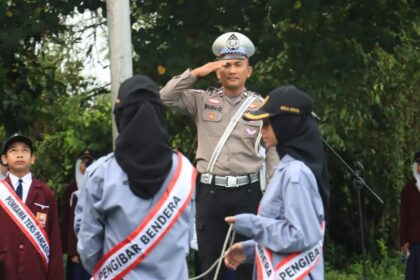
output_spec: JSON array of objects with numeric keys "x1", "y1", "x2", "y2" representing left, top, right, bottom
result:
[
  {"x1": 36, "y1": 212, "x2": 47, "y2": 228},
  {"x1": 249, "y1": 101, "x2": 262, "y2": 110}
]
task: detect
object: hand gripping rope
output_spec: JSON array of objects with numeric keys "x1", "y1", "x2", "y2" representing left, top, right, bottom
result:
[{"x1": 189, "y1": 224, "x2": 236, "y2": 280}]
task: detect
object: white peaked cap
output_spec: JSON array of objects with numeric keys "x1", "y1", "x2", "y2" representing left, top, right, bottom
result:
[{"x1": 212, "y1": 32, "x2": 255, "y2": 60}]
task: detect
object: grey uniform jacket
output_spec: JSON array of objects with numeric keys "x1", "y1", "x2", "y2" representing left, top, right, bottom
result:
[
  {"x1": 160, "y1": 69, "x2": 278, "y2": 177},
  {"x1": 234, "y1": 154, "x2": 325, "y2": 280},
  {"x1": 74, "y1": 152, "x2": 195, "y2": 280}
]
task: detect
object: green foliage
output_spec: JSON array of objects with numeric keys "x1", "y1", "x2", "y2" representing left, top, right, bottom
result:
[
  {"x1": 326, "y1": 239, "x2": 405, "y2": 279},
  {"x1": 0, "y1": 0, "x2": 106, "y2": 134},
  {"x1": 32, "y1": 94, "x2": 112, "y2": 195}
]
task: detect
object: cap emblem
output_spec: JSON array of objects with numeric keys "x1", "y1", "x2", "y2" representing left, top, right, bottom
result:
[{"x1": 226, "y1": 34, "x2": 239, "y2": 50}]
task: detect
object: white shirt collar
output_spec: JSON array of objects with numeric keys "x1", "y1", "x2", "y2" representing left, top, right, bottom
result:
[
  {"x1": 9, "y1": 172, "x2": 32, "y2": 203},
  {"x1": 9, "y1": 172, "x2": 32, "y2": 185}
]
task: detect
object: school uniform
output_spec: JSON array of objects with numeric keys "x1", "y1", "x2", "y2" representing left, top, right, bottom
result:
[
  {"x1": 75, "y1": 152, "x2": 195, "y2": 280},
  {"x1": 234, "y1": 155, "x2": 325, "y2": 280},
  {"x1": 0, "y1": 175, "x2": 64, "y2": 280},
  {"x1": 400, "y1": 177, "x2": 420, "y2": 280},
  {"x1": 227, "y1": 85, "x2": 330, "y2": 280},
  {"x1": 75, "y1": 74, "x2": 196, "y2": 280}
]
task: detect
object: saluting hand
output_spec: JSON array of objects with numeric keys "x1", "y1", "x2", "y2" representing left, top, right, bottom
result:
[
  {"x1": 224, "y1": 242, "x2": 245, "y2": 270},
  {"x1": 191, "y1": 61, "x2": 226, "y2": 77}
]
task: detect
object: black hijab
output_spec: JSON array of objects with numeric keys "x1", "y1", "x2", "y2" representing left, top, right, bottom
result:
[
  {"x1": 271, "y1": 113, "x2": 330, "y2": 207},
  {"x1": 113, "y1": 75, "x2": 173, "y2": 199}
]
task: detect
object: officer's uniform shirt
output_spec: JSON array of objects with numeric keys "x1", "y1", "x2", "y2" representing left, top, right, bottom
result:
[
  {"x1": 160, "y1": 69, "x2": 278, "y2": 177},
  {"x1": 233, "y1": 154, "x2": 325, "y2": 280},
  {"x1": 74, "y1": 153, "x2": 195, "y2": 280}
]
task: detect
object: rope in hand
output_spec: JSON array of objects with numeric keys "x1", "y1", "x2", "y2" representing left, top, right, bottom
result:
[{"x1": 189, "y1": 223, "x2": 236, "y2": 280}]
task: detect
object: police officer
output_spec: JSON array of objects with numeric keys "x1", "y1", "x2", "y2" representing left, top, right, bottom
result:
[{"x1": 160, "y1": 32, "x2": 278, "y2": 280}]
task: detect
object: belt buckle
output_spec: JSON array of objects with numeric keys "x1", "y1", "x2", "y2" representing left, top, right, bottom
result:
[
  {"x1": 201, "y1": 173, "x2": 213, "y2": 184},
  {"x1": 226, "y1": 176, "x2": 238, "y2": 188}
]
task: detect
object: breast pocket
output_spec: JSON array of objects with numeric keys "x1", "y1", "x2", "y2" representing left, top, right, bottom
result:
[{"x1": 201, "y1": 109, "x2": 223, "y2": 136}]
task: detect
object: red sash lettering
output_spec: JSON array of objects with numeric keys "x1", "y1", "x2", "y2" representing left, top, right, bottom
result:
[
  {"x1": 0, "y1": 180, "x2": 50, "y2": 267},
  {"x1": 92, "y1": 152, "x2": 196, "y2": 280}
]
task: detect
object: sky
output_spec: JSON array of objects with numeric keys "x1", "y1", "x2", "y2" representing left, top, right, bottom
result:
[{"x1": 66, "y1": 9, "x2": 111, "y2": 89}]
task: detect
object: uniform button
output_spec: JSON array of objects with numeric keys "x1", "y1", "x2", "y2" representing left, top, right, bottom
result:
[{"x1": 19, "y1": 244, "x2": 24, "y2": 249}]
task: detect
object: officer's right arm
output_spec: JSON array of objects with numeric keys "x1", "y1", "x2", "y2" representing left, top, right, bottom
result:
[{"x1": 160, "y1": 69, "x2": 198, "y2": 115}]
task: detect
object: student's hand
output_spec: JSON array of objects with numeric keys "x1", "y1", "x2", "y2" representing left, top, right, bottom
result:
[
  {"x1": 71, "y1": 255, "x2": 80, "y2": 263},
  {"x1": 224, "y1": 243, "x2": 245, "y2": 270},
  {"x1": 401, "y1": 242, "x2": 409, "y2": 256},
  {"x1": 225, "y1": 216, "x2": 236, "y2": 224},
  {"x1": 191, "y1": 61, "x2": 226, "y2": 77}
]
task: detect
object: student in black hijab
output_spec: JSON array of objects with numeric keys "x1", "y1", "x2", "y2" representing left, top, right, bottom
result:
[
  {"x1": 75, "y1": 75, "x2": 197, "y2": 279},
  {"x1": 224, "y1": 85, "x2": 329, "y2": 280},
  {"x1": 251, "y1": 85, "x2": 329, "y2": 207},
  {"x1": 113, "y1": 75, "x2": 173, "y2": 198}
]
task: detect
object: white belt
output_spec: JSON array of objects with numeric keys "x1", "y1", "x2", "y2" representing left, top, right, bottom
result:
[{"x1": 200, "y1": 172, "x2": 259, "y2": 188}]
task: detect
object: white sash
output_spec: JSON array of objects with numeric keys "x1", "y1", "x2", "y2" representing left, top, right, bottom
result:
[
  {"x1": 0, "y1": 180, "x2": 50, "y2": 267},
  {"x1": 92, "y1": 152, "x2": 196, "y2": 280},
  {"x1": 207, "y1": 95, "x2": 257, "y2": 173},
  {"x1": 256, "y1": 223, "x2": 325, "y2": 280}
]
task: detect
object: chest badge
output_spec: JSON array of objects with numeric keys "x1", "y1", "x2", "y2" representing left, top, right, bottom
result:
[
  {"x1": 246, "y1": 128, "x2": 257, "y2": 136},
  {"x1": 208, "y1": 112, "x2": 216, "y2": 120},
  {"x1": 36, "y1": 212, "x2": 47, "y2": 228}
]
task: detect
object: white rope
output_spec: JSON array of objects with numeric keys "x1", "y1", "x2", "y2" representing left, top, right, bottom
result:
[{"x1": 189, "y1": 224, "x2": 236, "y2": 280}]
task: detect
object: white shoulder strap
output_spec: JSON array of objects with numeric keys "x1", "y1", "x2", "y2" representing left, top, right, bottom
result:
[{"x1": 206, "y1": 95, "x2": 257, "y2": 173}]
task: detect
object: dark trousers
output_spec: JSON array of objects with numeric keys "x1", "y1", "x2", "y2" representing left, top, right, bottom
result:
[
  {"x1": 66, "y1": 258, "x2": 91, "y2": 280},
  {"x1": 196, "y1": 180, "x2": 262, "y2": 280},
  {"x1": 405, "y1": 242, "x2": 420, "y2": 280}
]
